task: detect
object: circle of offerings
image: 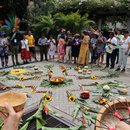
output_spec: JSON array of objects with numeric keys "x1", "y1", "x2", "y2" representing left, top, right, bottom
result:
[
  {"x1": 50, "y1": 76, "x2": 65, "y2": 84},
  {"x1": 95, "y1": 99, "x2": 130, "y2": 130},
  {"x1": 0, "y1": 91, "x2": 27, "y2": 113}
]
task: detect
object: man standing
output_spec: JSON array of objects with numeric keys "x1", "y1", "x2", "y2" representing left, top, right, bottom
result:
[
  {"x1": 25, "y1": 31, "x2": 37, "y2": 62},
  {"x1": 64, "y1": 33, "x2": 73, "y2": 63},
  {"x1": 38, "y1": 33, "x2": 48, "y2": 61},
  {"x1": 116, "y1": 30, "x2": 130, "y2": 72},
  {"x1": 105, "y1": 32, "x2": 117, "y2": 69},
  {"x1": 10, "y1": 28, "x2": 20, "y2": 66},
  {"x1": 115, "y1": 29, "x2": 123, "y2": 64}
]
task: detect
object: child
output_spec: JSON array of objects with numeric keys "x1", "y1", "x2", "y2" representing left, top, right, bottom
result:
[
  {"x1": 48, "y1": 36, "x2": 56, "y2": 60},
  {"x1": 21, "y1": 34, "x2": 30, "y2": 64},
  {"x1": 0, "y1": 31, "x2": 9, "y2": 68}
]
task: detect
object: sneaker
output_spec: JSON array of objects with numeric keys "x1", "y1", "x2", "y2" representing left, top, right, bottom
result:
[
  {"x1": 121, "y1": 68, "x2": 125, "y2": 72},
  {"x1": 115, "y1": 67, "x2": 120, "y2": 71}
]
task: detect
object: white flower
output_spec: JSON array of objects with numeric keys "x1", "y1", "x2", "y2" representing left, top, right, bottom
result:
[
  {"x1": 103, "y1": 85, "x2": 110, "y2": 91},
  {"x1": 84, "y1": 66, "x2": 88, "y2": 69}
]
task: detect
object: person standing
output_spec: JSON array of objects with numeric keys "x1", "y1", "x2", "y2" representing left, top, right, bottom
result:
[
  {"x1": 38, "y1": 33, "x2": 48, "y2": 61},
  {"x1": 57, "y1": 28, "x2": 66, "y2": 42},
  {"x1": 64, "y1": 33, "x2": 73, "y2": 63},
  {"x1": 89, "y1": 32, "x2": 98, "y2": 64},
  {"x1": 105, "y1": 32, "x2": 117, "y2": 69},
  {"x1": 78, "y1": 31, "x2": 90, "y2": 65},
  {"x1": 71, "y1": 34, "x2": 81, "y2": 64},
  {"x1": 0, "y1": 31, "x2": 9, "y2": 68},
  {"x1": 98, "y1": 31, "x2": 107, "y2": 64},
  {"x1": 57, "y1": 34, "x2": 66, "y2": 63},
  {"x1": 20, "y1": 34, "x2": 30, "y2": 64},
  {"x1": 96, "y1": 33, "x2": 106, "y2": 66},
  {"x1": 25, "y1": 31, "x2": 37, "y2": 62},
  {"x1": 48, "y1": 35, "x2": 56, "y2": 60},
  {"x1": 115, "y1": 29, "x2": 124, "y2": 64},
  {"x1": 10, "y1": 28, "x2": 20, "y2": 66},
  {"x1": 116, "y1": 30, "x2": 130, "y2": 72}
]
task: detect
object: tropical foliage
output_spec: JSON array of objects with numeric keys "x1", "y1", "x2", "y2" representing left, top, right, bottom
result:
[{"x1": 29, "y1": 12, "x2": 95, "y2": 35}]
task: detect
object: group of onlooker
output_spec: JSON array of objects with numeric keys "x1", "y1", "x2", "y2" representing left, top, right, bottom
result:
[
  {"x1": 56, "y1": 28, "x2": 130, "y2": 72},
  {"x1": 0, "y1": 28, "x2": 130, "y2": 71}
]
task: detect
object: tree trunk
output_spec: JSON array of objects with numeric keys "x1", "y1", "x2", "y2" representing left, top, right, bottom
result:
[
  {"x1": 98, "y1": 18, "x2": 102, "y2": 30},
  {"x1": 127, "y1": 17, "x2": 130, "y2": 32}
]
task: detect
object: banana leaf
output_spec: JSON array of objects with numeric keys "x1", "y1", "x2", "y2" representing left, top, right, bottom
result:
[
  {"x1": 20, "y1": 103, "x2": 46, "y2": 130},
  {"x1": 0, "y1": 71, "x2": 9, "y2": 76},
  {"x1": 72, "y1": 103, "x2": 80, "y2": 119},
  {"x1": 0, "y1": 118, "x2": 3, "y2": 129},
  {"x1": 44, "y1": 65, "x2": 54, "y2": 70},
  {"x1": 13, "y1": 65, "x2": 35, "y2": 69}
]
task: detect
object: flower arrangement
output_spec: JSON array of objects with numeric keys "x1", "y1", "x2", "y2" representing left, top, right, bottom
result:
[
  {"x1": 66, "y1": 91, "x2": 76, "y2": 102},
  {"x1": 90, "y1": 76, "x2": 97, "y2": 80},
  {"x1": 43, "y1": 92, "x2": 52, "y2": 102},
  {"x1": 98, "y1": 97, "x2": 109, "y2": 105},
  {"x1": 10, "y1": 69, "x2": 25, "y2": 75},
  {"x1": 60, "y1": 65, "x2": 68, "y2": 76},
  {"x1": 40, "y1": 78, "x2": 73, "y2": 88}
]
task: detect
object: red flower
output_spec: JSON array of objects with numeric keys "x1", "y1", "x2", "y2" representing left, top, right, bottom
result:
[
  {"x1": 81, "y1": 116, "x2": 86, "y2": 125},
  {"x1": 60, "y1": 65, "x2": 66, "y2": 70},
  {"x1": 44, "y1": 106, "x2": 49, "y2": 115}
]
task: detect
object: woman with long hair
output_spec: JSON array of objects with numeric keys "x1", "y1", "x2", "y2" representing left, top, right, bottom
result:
[
  {"x1": 78, "y1": 31, "x2": 90, "y2": 65},
  {"x1": 57, "y1": 34, "x2": 66, "y2": 63}
]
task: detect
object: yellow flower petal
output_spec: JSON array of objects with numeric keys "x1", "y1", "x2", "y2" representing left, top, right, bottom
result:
[
  {"x1": 43, "y1": 93, "x2": 46, "y2": 97},
  {"x1": 31, "y1": 89, "x2": 35, "y2": 94},
  {"x1": 69, "y1": 95, "x2": 75, "y2": 102},
  {"x1": 16, "y1": 84, "x2": 21, "y2": 87},
  {"x1": 22, "y1": 85, "x2": 26, "y2": 88},
  {"x1": 44, "y1": 96, "x2": 52, "y2": 102},
  {"x1": 10, "y1": 69, "x2": 25, "y2": 75}
]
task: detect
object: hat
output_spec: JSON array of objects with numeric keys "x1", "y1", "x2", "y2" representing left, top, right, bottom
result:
[
  {"x1": 74, "y1": 33, "x2": 80, "y2": 37},
  {"x1": 0, "y1": 31, "x2": 6, "y2": 35},
  {"x1": 92, "y1": 31, "x2": 99, "y2": 35}
]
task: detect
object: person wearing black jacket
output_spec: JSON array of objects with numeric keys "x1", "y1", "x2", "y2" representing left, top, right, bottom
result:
[
  {"x1": 64, "y1": 33, "x2": 73, "y2": 63},
  {"x1": 10, "y1": 28, "x2": 20, "y2": 66}
]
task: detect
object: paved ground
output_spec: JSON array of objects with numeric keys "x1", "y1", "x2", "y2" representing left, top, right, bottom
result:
[{"x1": 0, "y1": 53, "x2": 130, "y2": 129}]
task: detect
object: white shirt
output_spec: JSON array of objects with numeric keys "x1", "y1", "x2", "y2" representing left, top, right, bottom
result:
[
  {"x1": 107, "y1": 37, "x2": 117, "y2": 50},
  {"x1": 48, "y1": 39, "x2": 56, "y2": 44},
  {"x1": 38, "y1": 37, "x2": 48, "y2": 46},
  {"x1": 21, "y1": 39, "x2": 29, "y2": 50},
  {"x1": 120, "y1": 36, "x2": 130, "y2": 49},
  {"x1": 0, "y1": 38, "x2": 8, "y2": 46}
]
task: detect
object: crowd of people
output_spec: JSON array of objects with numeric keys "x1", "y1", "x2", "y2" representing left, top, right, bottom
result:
[{"x1": 0, "y1": 28, "x2": 130, "y2": 71}]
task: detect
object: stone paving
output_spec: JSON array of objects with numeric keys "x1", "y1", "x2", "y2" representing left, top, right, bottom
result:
[{"x1": 0, "y1": 54, "x2": 130, "y2": 129}]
